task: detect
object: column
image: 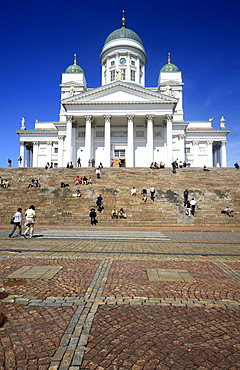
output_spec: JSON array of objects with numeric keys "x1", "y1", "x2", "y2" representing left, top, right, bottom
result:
[
  {"x1": 19, "y1": 142, "x2": 25, "y2": 167},
  {"x1": 58, "y1": 135, "x2": 65, "y2": 167},
  {"x1": 206, "y1": 140, "x2": 213, "y2": 167},
  {"x1": 127, "y1": 115, "x2": 134, "y2": 167},
  {"x1": 32, "y1": 142, "x2": 39, "y2": 167},
  {"x1": 65, "y1": 115, "x2": 73, "y2": 165},
  {"x1": 26, "y1": 145, "x2": 31, "y2": 167},
  {"x1": 104, "y1": 115, "x2": 111, "y2": 167},
  {"x1": 146, "y1": 114, "x2": 154, "y2": 166},
  {"x1": 221, "y1": 141, "x2": 227, "y2": 167},
  {"x1": 193, "y1": 141, "x2": 199, "y2": 167},
  {"x1": 178, "y1": 134, "x2": 185, "y2": 163},
  {"x1": 84, "y1": 115, "x2": 92, "y2": 167},
  {"x1": 166, "y1": 114, "x2": 173, "y2": 167}
]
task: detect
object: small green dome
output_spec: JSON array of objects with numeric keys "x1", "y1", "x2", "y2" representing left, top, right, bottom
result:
[
  {"x1": 65, "y1": 64, "x2": 83, "y2": 73},
  {"x1": 65, "y1": 54, "x2": 83, "y2": 73},
  {"x1": 161, "y1": 62, "x2": 179, "y2": 72},
  {"x1": 104, "y1": 25, "x2": 143, "y2": 46},
  {"x1": 161, "y1": 53, "x2": 179, "y2": 72}
]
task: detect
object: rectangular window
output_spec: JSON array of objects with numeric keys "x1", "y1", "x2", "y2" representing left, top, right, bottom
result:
[
  {"x1": 54, "y1": 148, "x2": 58, "y2": 154},
  {"x1": 110, "y1": 70, "x2": 115, "y2": 82},
  {"x1": 131, "y1": 60, "x2": 135, "y2": 66},
  {"x1": 185, "y1": 148, "x2": 190, "y2": 154},
  {"x1": 130, "y1": 70, "x2": 135, "y2": 81},
  {"x1": 111, "y1": 60, "x2": 115, "y2": 66},
  {"x1": 114, "y1": 149, "x2": 125, "y2": 157},
  {"x1": 122, "y1": 69, "x2": 126, "y2": 80},
  {"x1": 54, "y1": 163, "x2": 58, "y2": 168}
]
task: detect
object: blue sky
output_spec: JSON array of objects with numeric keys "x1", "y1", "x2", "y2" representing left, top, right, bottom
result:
[{"x1": 1, "y1": 0, "x2": 240, "y2": 167}]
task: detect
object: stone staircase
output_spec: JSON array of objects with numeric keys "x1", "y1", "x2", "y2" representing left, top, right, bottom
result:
[{"x1": 0, "y1": 167, "x2": 239, "y2": 228}]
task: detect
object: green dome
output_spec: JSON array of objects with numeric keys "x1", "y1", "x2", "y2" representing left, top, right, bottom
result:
[
  {"x1": 65, "y1": 54, "x2": 83, "y2": 73},
  {"x1": 65, "y1": 64, "x2": 83, "y2": 73},
  {"x1": 161, "y1": 62, "x2": 179, "y2": 72},
  {"x1": 104, "y1": 25, "x2": 143, "y2": 46}
]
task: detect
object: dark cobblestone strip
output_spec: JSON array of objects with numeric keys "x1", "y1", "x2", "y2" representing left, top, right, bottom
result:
[
  {"x1": 214, "y1": 261, "x2": 240, "y2": 283},
  {"x1": 48, "y1": 259, "x2": 112, "y2": 370}
]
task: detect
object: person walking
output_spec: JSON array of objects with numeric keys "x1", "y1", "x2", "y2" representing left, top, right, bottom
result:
[
  {"x1": 183, "y1": 189, "x2": 189, "y2": 206},
  {"x1": 190, "y1": 198, "x2": 197, "y2": 216},
  {"x1": 23, "y1": 205, "x2": 36, "y2": 239},
  {"x1": 96, "y1": 195, "x2": 103, "y2": 212},
  {"x1": 9, "y1": 207, "x2": 23, "y2": 238},
  {"x1": 89, "y1": 208, "x2": 97, "y2": 225},
  {"x1": 150, "y1": 186, "x2": 155, "y2": 201}
]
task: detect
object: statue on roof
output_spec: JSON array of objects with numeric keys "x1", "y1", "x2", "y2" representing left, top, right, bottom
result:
[
  {"x1": 220, "y1": 116, "x2": 226, "y2": 129},
  {"x1": 69, "y1": 85, "x2": 75, "y2": 96},
  {"x1": 164, "y1": 84, "x2": 172, "y2": 96},
  {"x1": 21, "y1": 117, "x2": 26, "y2": 130}
]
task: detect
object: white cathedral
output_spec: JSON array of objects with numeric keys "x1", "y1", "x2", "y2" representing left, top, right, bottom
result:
[{"x1": 16, "y1": 13, "x2": 230, "y2": 168}]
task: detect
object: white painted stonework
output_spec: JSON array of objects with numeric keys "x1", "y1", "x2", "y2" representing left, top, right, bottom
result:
[{"x1": 16, "y1": 18, "x2": 230, "y2": 168}]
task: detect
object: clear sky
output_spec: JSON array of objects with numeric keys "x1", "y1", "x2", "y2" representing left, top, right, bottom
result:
[{"x1": 1, "y1": 0, "x2": 239, "y2": 167}]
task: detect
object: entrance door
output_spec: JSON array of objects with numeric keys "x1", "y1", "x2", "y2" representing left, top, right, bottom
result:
[{"x1": 114, "y1": 149, "x2": 126, "y2": 167}]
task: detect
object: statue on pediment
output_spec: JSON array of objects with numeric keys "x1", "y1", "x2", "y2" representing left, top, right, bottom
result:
[
  {"x1": 220, "y1": 116, "x2": 226, "y2": 129},
  {"x1": 21, "y1": 117, "x2": 26, "y2": 130}
]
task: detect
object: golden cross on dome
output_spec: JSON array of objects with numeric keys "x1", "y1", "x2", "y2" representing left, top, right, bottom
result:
[
  {"x1": 74, "y1": 54, "x2": 77, "y2": 65},
  {"x1": 168, "y1": 52, "x2": 171, "y2": 64},
  {"x1": 122, "y1": 10, "x2": 126, "y2": 26}
]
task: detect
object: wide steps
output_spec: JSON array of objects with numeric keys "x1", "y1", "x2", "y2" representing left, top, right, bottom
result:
[{"x1": 0, "y1": 167, "x2": 239, "y2": 227}]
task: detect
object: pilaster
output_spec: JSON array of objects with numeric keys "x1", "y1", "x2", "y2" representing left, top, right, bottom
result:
[
  {"x1": 32, "y1": 142, "x2": 39, "y2": 167},
  {"x1": 19, "y1": 142, "x2": 25, "y2": 167},
  {"x1": 58, "y1": 135, "x2": 65, "y2": 167},
  {"x1": 206, "y1": 140, "x2": 213, "y2": 167},
  {"x1": 66, "y1": 115, "x2": 73, "y2": 165},
  {"x1": 46, "y1": 141, "x2": 52, "y2": 164},
  {"x1": 221, "y1": 141, "x2": 227, "y2": 167},
  {"x1": 193, "y1": 141, "x2": 199, "y2": 167},
  {"x1": 178, "y1": 134, "x2": 185, "y2": 163}
]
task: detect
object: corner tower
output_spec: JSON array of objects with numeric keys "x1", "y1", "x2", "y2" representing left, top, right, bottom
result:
[
  {"x1": 158, "y1": 53, "x2": 184, "y2": 121},
  {"x1": 100, "y1": 11, "x2": 147, "y2": 87}
]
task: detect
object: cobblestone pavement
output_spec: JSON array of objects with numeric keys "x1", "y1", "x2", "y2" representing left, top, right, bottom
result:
[{"x1": 0, "y1": 230, "x2": 240, "y2": 369}]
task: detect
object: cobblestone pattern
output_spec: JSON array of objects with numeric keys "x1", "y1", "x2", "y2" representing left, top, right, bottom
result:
[
  {"x1": 82, "y1": 305, "x2": 240, "y2": 370},
  {"x1": 1, "y1": 233, "x2": 240, "y2": 369},
  {"x1": 1, "y1": 258, "x2": 100, "y2": 299},
  {"x1": 0, "y1": 305, "x2": 75, "y2": 370},
  {"x1": 48, "y1": 259, "x2": 113, "y2": 370},
  {"x1": 103, "y1": 260, "x2": 240, "y2": 301}
]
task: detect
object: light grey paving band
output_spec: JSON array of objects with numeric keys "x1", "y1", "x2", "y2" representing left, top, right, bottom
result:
[
  {"x1": 2, "y1": 294, "x2": 240, "y2": 309},
  {"x1": 214, "y1": 261, "x2": 240, "y2": 284}
]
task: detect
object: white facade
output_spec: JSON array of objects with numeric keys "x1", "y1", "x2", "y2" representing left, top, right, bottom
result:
[{"x1": 16, "y1": 15, "x2": 230, "y2": 168}]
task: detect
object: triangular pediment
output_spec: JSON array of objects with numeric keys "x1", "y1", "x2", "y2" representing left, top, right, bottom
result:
[{"x1": 61, "y1": 81, "x2": 178, "y2": 106}]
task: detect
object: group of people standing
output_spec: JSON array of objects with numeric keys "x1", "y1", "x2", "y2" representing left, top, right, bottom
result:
[{"x1": 9, "y1": 205, "x2": 36, "y2": 239}]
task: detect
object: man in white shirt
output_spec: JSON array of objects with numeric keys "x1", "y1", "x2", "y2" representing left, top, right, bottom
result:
[{"x1": 190, "y1": 198, "x2": 197, "y2": 216}]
